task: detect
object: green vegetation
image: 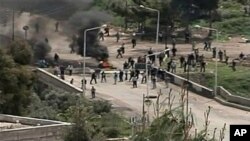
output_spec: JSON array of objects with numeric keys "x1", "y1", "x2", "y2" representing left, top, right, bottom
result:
[{"x1": 178, "y1": 62, "x2": 250, "y2": 98}]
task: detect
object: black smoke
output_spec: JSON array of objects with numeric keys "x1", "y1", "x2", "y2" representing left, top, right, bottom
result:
[{"x1": 67, "y1": 10, "x2": 112, "y2": 60}]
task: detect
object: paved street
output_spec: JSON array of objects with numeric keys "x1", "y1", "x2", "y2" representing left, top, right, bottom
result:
[{"x1": 62, "y1": 74, "x2": 250, "y2": 141}]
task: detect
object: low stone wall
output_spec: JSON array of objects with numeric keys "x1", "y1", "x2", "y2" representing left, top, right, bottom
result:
[
  {"x1": 0, "y1": 124, "x2": 69, "y2": 141},
  {"x1": 0, "y1": 114, "x2": 70, "y2": 141},
  {"x1": 217, "y1": 86, "x2": 250, "y2": 107},
  {"x1": 154, "y1": 68, "x2": 214, "y2": 98},
  {"x1": 34, "y1": 68, "x2": 83, "y2": 93},
  {"x1": 0, "y1": 114, "x2": 67, "y2": 126}
]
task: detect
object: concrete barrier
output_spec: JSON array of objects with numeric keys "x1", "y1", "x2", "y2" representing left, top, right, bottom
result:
[
  {"x1": 217, "y1": 86, "x2": 250, "y2": 107},
  {"x1": 153, "y1": 68, "x2": 214, "y2": 98},
  {"x1": 0, "y1": 114, "x2": 70, "y2": 141},
  {"x1": 34, "y1": 68, "x2": 83, "y2": 93}
]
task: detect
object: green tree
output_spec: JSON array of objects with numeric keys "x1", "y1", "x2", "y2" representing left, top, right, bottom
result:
[
  {"x1": 0, "y1": 49, "x2": 34, "y2": 115},
  {"x1": 7, "y1": 40, "x2": 33, "y2": 65}
]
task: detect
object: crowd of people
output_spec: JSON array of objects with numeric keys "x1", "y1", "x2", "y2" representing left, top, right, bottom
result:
[{"x1": 49, "y1": 26, "x2": 250, "y2": 99}]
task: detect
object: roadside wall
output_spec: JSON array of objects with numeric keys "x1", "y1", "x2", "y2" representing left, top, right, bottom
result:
[
  {"x1": 0, "y1": 114, "x2": 70, "y2": 141},
  {"x1": 0, "y1": 124, "x2": 69, "y2": 141},
  {"x1": 217, "y1": 86, "x2": 250, "y2": 107},
  {"x1": 34, "y1": 68, "x2": 82, "y2": 93},
  {"x1": 153, "y1": 68, "x2": 214, "y2": 98}
]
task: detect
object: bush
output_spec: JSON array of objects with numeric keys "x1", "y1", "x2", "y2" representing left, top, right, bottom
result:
[
  {"x1": 7, "y1": 40, "x2": 33, "y2": 65},
  {"x1": 93, "y1": 100, "x2": 112, "y2": 114},
  {"x1": 103, "y1": 127, "x2": 120, "y2": 138}
]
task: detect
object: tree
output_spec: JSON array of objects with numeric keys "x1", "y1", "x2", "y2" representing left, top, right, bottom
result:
[
  {"x1": 64, "y1": 105, "x2": 91, "y2": 141},
  {"x1": 7, "y1": 40, "x2": 33, "y2": 65},
  {"x1": 0, "y1": 49, "x2": 34, "y2": 115},
  {"x1": 193, "y1": 0, "x2": 219, "y2": 35}
]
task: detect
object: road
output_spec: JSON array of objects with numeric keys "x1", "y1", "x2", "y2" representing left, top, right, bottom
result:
[{"x1": 63, "y1": 74, "x2": 250, "y2": 141}]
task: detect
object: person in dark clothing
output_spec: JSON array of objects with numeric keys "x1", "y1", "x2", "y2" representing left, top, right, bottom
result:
[
  {"x1": 159, "y1": 32, "x2": 163, "y2": 42},
  {"x1": 132, "y1": 38, "x2": 136, "y2": 48},
  {"x1": 119, "y1": 70, "x2": 124, "y2": 82},
  {"x1": 54, "y1": 53, "x2": 59, "y2": 63},
  {"x1": 179, "y1": 56, "x2": 185, "y2": 68},
  {"x1": 183, "y1": 60, "x2": 187, "y2": 72},
  {"x1": 232, "y1": 60, "x2": 236, "y2": 71},
  {"x1": 129, "y1": 70, "x2": 135, "y2": 81},
  {"x1": 116, "y1": 32, "x2": 120, "y2": 42},
  {"x1": 158, "y1": 52, "x2": 165, "y2": 66},
  {"x1": 91, "y1": 86, "x2": 96, "y2": 98},
  {"x1": 172, "y1": 38, "x2": 176, "y2": 49},
  {"x1": 114, "y1": 72, "x2": 118, "y2": 84},
  {"x1": 130, "y1": 59, "x2": 135, "y2": 69},
  {"x1": 200, "y1": 61, "x2": 206, "y2": 72},
  {"x1": 81, "y1": 79, "x2": 87, "y2": 89},
  {"x1": 225, "y1": 56, "x2": 229, "y2": 65},
  {"x1": 135, "y1": 69, "x2": 140, "y2": 79},
  {"x1": 120, "y1": 43, "x2": 125, "y2": 54},
  {"x1": 167, "y1": 60, "x2": 172, "y2": 72},
  {"x1": 132, "y1": 76, "x2": 138, "y2": 88},
  {"x1": 116, "y1": 48, "x2": 123, "y2": 58},
  {"x1": 99, "y1": 31, "x2": 104, "y2": 41},
  {"x1": 172, "y1": 47, "x2": 177, "y2": 57},
  {"x1": 104, "y1": 27, "x2": 110, "y2": 36},
  {"x1": 212, "y1": 47, "x2": 216, "y2": 58},
  {"x1": 125, "y1": 70, "x2": 128, "y2": 80},
  {"x1": 70, "y1": 78, "x2": 74, "y2": 84},
  {"x1": 141, "y1": 71, "x2": 147, "y2": 83},
  {"x1": 123, "y1": 61, "x2": 129, "y2": 69},
  {"x1": 101, "y1": 71, "x2": 107, "y2": 83},
  {"x1": 204, "y1": 41, "x2": 208, "y2": 51},
  {"x1": 239, "y1": 52, "x2": 244, "y2": 60},
  {"x1": 218, "y1": 50, "x2": 223, "y2": 62},
  {"x1": 165, "y1": 47, "x2": 170, "y2": 58},
  {"x1": 152, "y1": 75, "x2": 157, "y2": 89},
  {"x1": 60, "y1": 65, "x2": 65, "y2": 80},
  {"x1": 188, "y1": 54, "x2": 194, "y2": 66},
  {"x1": 185, "y1": 31, "x2": 190, "y2": 43},
  {"x1": 90, "y1": 72, "x2": 97, "y2": 84},
  {"x1": 55, "y1": 21, "x2": 59, "y2": 32}
]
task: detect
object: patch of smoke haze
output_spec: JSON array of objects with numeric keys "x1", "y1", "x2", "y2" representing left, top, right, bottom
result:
[{"x1": 66, "y1": 10, "x2": 112, "y2": 60}]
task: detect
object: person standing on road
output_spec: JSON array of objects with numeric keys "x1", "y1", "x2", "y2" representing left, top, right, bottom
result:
[
  {"x1": 55, "y1": 21, "x2": 59, "y2": 32},
  {"x1": 120, "y1": 43, "x2": 125, "y2": 54},
  {"x1": 132, "y1": 76, "x2": 138, "y2": 88},
  {"x1": 171, "y1": 47, "x2": 177, "y2": 57},
  {"x1": 81, "y1": 79, "x2": 87, "y2": 89},
  {"x1": 54, "y1": 53, "x2": 60, "y2": 63},
  {"x1": 116, "y1": 48, "x2": 123, "y2": 58},
  {"x1": 91, "y1": 86, "x2": 96, "y2": 98},
  {"x1": 99, "y1": 31, "x2": 104, "y2": 41},
  {"x1": 218, "y1": 50, "x2": 223, "y2": 62},
  {"x1": 116, "y1": 32, "x2": 120, "y2": 42},
  {"x1": 90, "y1": 72, "x2": 97, "y2": 84},
  {"x1": 141, "y1": 71, "x2": 147, "y2": 84},
  {"x1": 114, "y1": 72, "x2": 118, "y2": 84},
  {"x1": 101, "y1": 71, "x2": 107, "y2": 83},
  {"x1": 70, "y1": 78, "x2": 74, "y2": 84},
  {"x1": 132, "y1": 38, "x2": 136, "y2": 48},
  {"x1": 125, "y1": 70, "x2": 128, "y2": 80},
  {"x1": 129, "y1": 70, "x2": 135, "y2": 81},
  {"x1": 172, "y1": 38, "x2": 176, "y2": 49},
  {"x1": 212, "y1": 47, "x2": 216, "y2": 58},
  {"x1": 200, "y1": 60, "x2": 206, "y2": 72},
  {"x1": 119, "y1": 70, "x2": 124, "y2": 82},
  {"x1": 232, "y1": 59, "x2": 236, "y2": 71},
  {"x1": 152, "y1": 75, "x2": 157, "y2": 89}
]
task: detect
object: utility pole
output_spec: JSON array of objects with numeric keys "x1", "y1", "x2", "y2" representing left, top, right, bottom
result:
[{"x1": 12, "y1": 9, "x2": 15, "y2": 41}]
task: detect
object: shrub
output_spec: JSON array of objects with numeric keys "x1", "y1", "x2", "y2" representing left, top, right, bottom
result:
[{"x1": 93, "y1": 100, "x2": 112, "y2": 114}]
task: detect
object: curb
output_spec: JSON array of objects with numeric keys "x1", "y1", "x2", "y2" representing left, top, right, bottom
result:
[{"x1": 214, "y1": 97, "x2": 250, "y2": 112}]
